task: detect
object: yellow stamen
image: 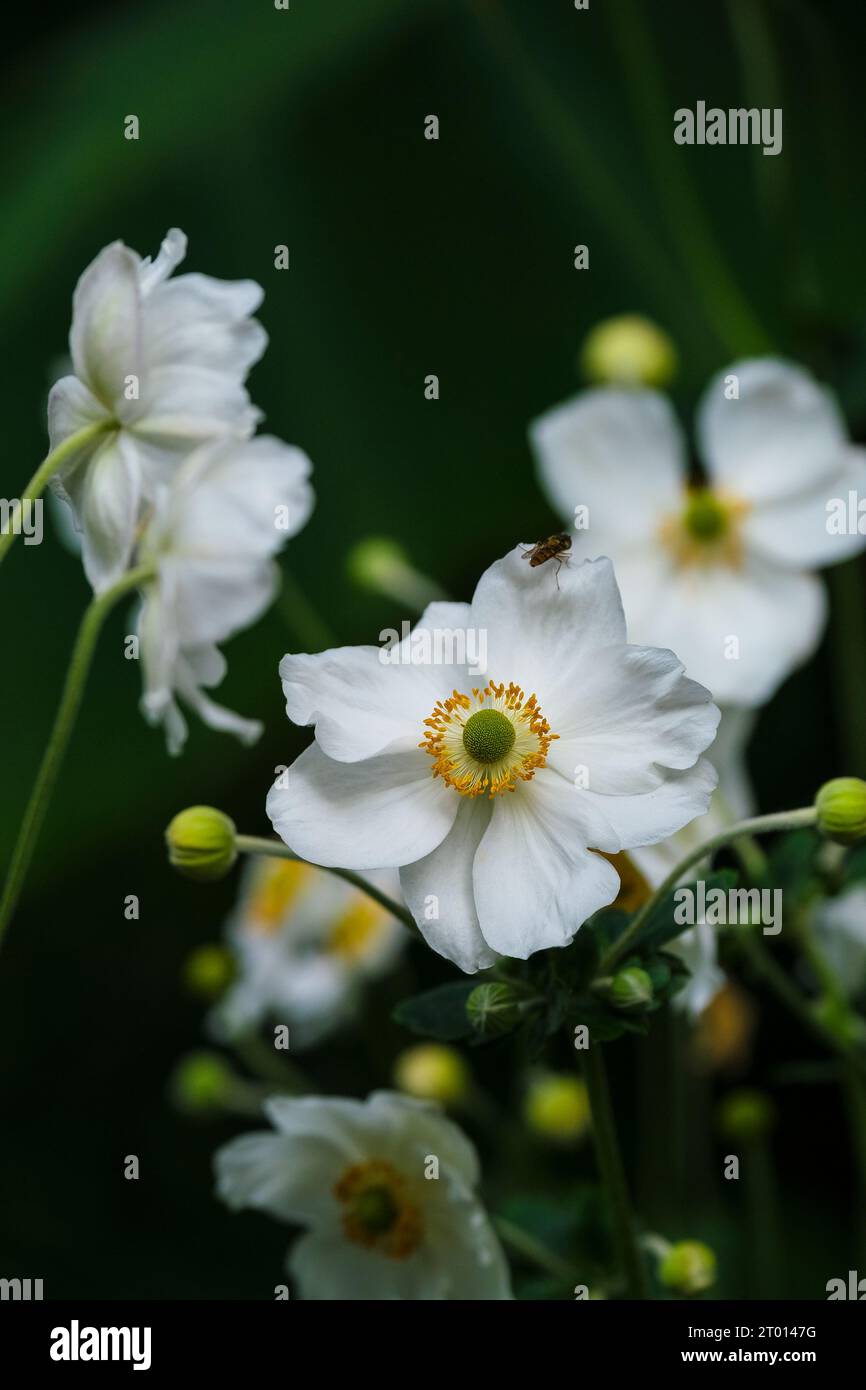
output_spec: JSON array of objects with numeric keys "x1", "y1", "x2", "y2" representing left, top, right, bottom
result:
[
  {"x1": 248, "y1": 859, "x2": 315, "y2": 934},
  {"x1": 335, "y1": 1160, "x2": 423, "y2": 1259},
  {"x1": 659, "y1": 486, "x2": 750, "y2": 569},
  {"x1": 420, "y1": 678, "x2": 558, "y2": 798},
  {"x1": 327, "y1": 897, "x2": 390, "y2": 960}
]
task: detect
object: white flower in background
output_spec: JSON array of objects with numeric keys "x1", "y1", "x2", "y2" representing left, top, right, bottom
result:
[
  {"x1": 49, "y1": 229, "x2": 266, "y2": 591},
  {"x1": 137, "y1": 434, "x2": 314, "y2": 753},
  {"x1": 267, "y1": 548, "x2": 719, "y2": 972},
  {"x1": 215, "y1": 1091, "x2": 512, "y2": 1299},
  {"x1": 810, "y1": 884, "x2": 866, "y2": 999},
  {"x1": 530, "y1": 359, "x2": 866, "y2": 706},
  {"x1": 210, "y1": 858, "x2": 407, "y2": 1048},
  {"x1": 630, "y1": 707, "x2": 755, "y2": 1018}
]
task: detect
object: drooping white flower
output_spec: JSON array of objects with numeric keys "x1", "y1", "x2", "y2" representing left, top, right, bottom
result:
[
  {"x1": 530, "y1": 359, "x2": 866, "y2": 706},
  {"x1": 48, "y1": 229, "x2": 266, "y2": 592},
  {"x1": 137, "y1": 434, "x2": 314, "y2": 754},
  {"x1": 809, "y1": 884, "x2": 866, "y2": 999},
  {"x1": 266, "y1": 547, "x2": 719, "y2": 972},
  {"x1": 210, "y1": 858, "x2": 407, "y2": 1048},
  {"x1": 630, "y1": 707, "x2": 755, "y2": 1017},
  {"x1": 214, "y1": 1090, "x2": 512, "y2": 1300}
]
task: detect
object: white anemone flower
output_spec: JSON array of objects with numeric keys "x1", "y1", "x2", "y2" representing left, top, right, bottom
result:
[
  {"x1": 530, "y1": 358, "x2": 866, "y2": 707},
  {"x1": 48, "y1": 228, "x2": 266, "y2": 592},
  {"x1": 215, "y1": 1091, "x2": 512, "y2": 1299},
  {"x1": 137, "y1": 434, "x2": 314, "y2": 754},
  {"x1": 210, "y1": 858, "x2": 407, "y2": 1048},
  {"x1": 810, "y1": 884, "x2": 866, "y2": 999},
  {"x1": 267, "y1": 547, "x2": 720, "y2": 972},
  {"x1": 630, "y1": 707, "x2": 755, "y2": 1017}
]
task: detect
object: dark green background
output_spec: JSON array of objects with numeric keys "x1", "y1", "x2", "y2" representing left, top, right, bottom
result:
[{"x1": 1, "y1": 0, "x2": 864, "y2": 1298}]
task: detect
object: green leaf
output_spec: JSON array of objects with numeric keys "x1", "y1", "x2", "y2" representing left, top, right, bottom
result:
[
  {"x1": 630, "y1": 869, "x2": 739, "y2": 953},
  {"x1": 392, "y1": 981, "x2": 476, "y2": 1040}
]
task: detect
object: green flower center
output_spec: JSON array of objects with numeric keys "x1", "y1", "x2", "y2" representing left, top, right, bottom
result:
[
  {"x1": 682, "y1": 489, "x2": 729, "y2": 542},
  {"x1": 462, "y1": 708, "x2": 517, "y2": 765},
  {"x1": 352, "y1": 1185, "x2": 399, "y2": 1235}
]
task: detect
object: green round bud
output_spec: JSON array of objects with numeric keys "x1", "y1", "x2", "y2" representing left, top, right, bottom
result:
[
  {"x1": 346, "y1": 536, "x2": 410, "y2": 592},
  {"x1": 170, "y1": 1051, "x2": 234, "y2": 1113},
  {"x1": 183, "y1": 944, "x2": 235, "y2": 998},
  {"x1": 815, "y1": 778, "x2": 866, "y2": 846},
  {"x1": 393, "y1": 1044, "x2": 470, "y2": 1106},
  {"x1": 659, "y1": 1240, "x2": 717, "y2": 1296},
  {"x1": 166, "y1": 806, "x2": 237, "y2": 882},
  {"x1": 609, "y1": 966, "x2": 653, "y2": 1010},
  {"x1": 466, "y1": 982, "x2": 522, "y2": 1037},
  {"x1": 580, "y1": 314, "x2": 678, "y2": 388},
  {"x1": 524, "y1": 1073, "x2": 591, "y2": 1143},
  {"x1": 717, "y1": 1087, "x2": 776, "y2": 1142}
]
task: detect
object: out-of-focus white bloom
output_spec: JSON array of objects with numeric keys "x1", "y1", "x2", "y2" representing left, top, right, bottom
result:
[
  {"x1": 137, "y1": 434, "x2": 314, "y2": 753},
  {"x1": 211, "y1": 858, "x2": 406, "y2": 1048},
  {"x1": 810, "y1": 883, "x2": 866, "y2": 998},
  {"x1": 631, "y1": 707, "x2": 755, "y2": 1017},
  {"x1": 49, "y1": 229, "x2": 266, "y2": 591},
  {"x1": 531, "y1": 359, "x2": 866, "y2": 706},
  {"x1": 214, "y1": 1090, "x2": 512, "y2": 1300},
  {"x1": 267, "y1": 548, "x2": 719, "y2": 973}
]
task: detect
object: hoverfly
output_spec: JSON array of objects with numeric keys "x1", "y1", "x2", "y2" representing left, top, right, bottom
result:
[{"x1": 521, "y1": 532, "x2": 572, "y2": 586}]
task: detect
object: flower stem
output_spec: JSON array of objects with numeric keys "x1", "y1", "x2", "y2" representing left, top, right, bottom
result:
[
  {"x1": 0, "y1": 563, "x2": 155, "y2": 952},
  {"x1": 0, "y1": 421, "x2": 112, "y2": 568},
  {"x1": 493, "y1": 1215, "x2": 580, "y2": 1289},
  {"x1": 277, "y1": 569, "x2": 337, "y2": 653},
  {"x1": 600, "y1": 807, "x2": 817, "y2": 974},
  {"x1": 583, "y1": 1045, "x2": 649, "y2": 1299},
  {"x1": 233, "y1": 834, "x2": 419, "y2": 937}
]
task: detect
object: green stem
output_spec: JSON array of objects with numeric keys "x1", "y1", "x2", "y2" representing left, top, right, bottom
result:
[
  {"x1": 583, "y1": 1045, "x2": 648, "y2": 1299},
  {"x1": 234, "y1": 834, "x2": 418, "y2": 937},
  {"x1": 600, "y1": 807, "x2": 817, "y2": 974},
  {"x1": 0, "y1": 421, "x2": 112, "y2": 567},
  {"x1": 277, "y1": 569, "x2": 337, "y2": 652},
  {"x1": 0, "y1": 563, "x2": 155, "y2": 951},
  {"x1": 493, "y1": 1215, "x2": 579, "y2": 1288}
]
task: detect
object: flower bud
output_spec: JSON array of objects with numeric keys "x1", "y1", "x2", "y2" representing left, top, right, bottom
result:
[
  {"x1": 466, "y1": 982, "x2": 522, "y2": 1036},
  {"x1": 183, "y1": 944, "x2": 235, "y2": 998},
  {"x1": 580, "y1": 314, "x2": 677, "y2": 388},
  {"x1": 659, "y1": 1240, "x2": 717, "y2": 1295},
  {"x1": 609, "y1": 966, "x2": 653, "y2": 1010},
  {"x1": 346, "y1": 536, "x2": 444, "y2": 612},
  {"x1": 393, "y1": 1044, "x2": 470, "y2": 1106},
  {"x1": 815, "y1": 778, "x2": 866, "y2": 846},
  {"x1": 523, "y1": 1072, "x2": 591, "y2": 1143},
  {"x1": 170, "y1": 1051, "x2": 234, "y2": 1113},
  {"x1": 717, "y1": 1087, "x2": 776, "y2": 1142},
  {"x1": 166, "y1": 806, "x2": 237, "y2": 882}
]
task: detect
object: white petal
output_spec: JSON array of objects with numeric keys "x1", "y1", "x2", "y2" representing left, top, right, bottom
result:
[
  {"x1": 266, "y1": 742, "x2": 458, "y2": 870},
  {"x1": 618, "y1": 555, "x2": 827, "y2": 707},
  {"x1": 530, "y1": 386, "x2": 685, "y2": 550},
  {"x1": 548, "y1": 643, "x2": 719, "y2": 793},
  {"x1": 698, "y1": 358, "x2": 848, "y2": 505},
  {"x1": 580, "y1": 758, "x2": 718, "y2": 851},
  {"x1": 289, "y1": 1228, "x2": 426, "y2": 1299},
  {"x1": 69, "y1": 241, "x2": 143, "y2": 417},
  {"x1": 214, "y1": 1130, "x2": 348, "y2": 1227},
  {"x1": 365, "y1": 1092, "x2": 482, "y2": 1188},
  {"x1": 137, "y1": 228, "x2": 187, "y2": 295},
  {"x1": 472, "y1": 769, "x2": 621, "y2": 957},
  {"x1": 72, "y1": 432, "x2": 142, "y2": 591},
  {"x1": 744, "y1": 446, "x2": 866, "y2": 569},
  {"x1": 669, "y1": 924, "x2": 725, "y2": 1017},
  {"x1": 47, "y1": 375, "x2": 110, "y2": 454},
  {"x1": 400, "y1": 798, "x2": 499, "y2": 972},
  {"x1": 468, "y1": 550, "x2": 627, "y2": 714},
  {"x1": 133, "y1": 363, "x2": 260, "y2": 445},
  {"x1": 144, "y1": 271, "x2": 266, "y2": 376}
]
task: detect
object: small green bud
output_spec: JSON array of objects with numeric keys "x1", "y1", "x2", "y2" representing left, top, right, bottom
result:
[
  {"x1": 184, "y1": 944, "x2": 235, "y2": 998},
  {"x1": 166, "y1": 806, "x2": 237, "y2": 882},
  {"x1": 170, "y1": 1051, "x2": 234, "y2": 1113},
  {"x1": 815, "y1": 778, "x2": 866, "y2": 846},
  {"x1": 659, "y1": 1240, "x2": 717, "y2": 1296},
  {"x1": 609, "y1": 966, "x2": 653, "y2": 1010},
  {"x1": 523, "y1": 1072, "x2": 591, "y2": 1143},
  {"x1": 580, "y1": 314, "x2": 678, "y2": 388},
  {"x1": 717, "y1": 1087, "x2": 776, "y2": 1142},
  {"x1": 347, "y1": 536, "x2": 411, "y2": 592},
  {"x1": 394, "y1": 1044, "x2": 470, "y2": 1106},
  {"x1": 466, "y1": 982, "x2": 522, "y2": 1036}
]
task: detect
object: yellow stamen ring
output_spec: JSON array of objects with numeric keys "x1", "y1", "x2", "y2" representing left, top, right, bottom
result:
[
  {"x1": 335, "y1": 1160, "x2": 423, "y2": 1259},
  {"x1": 420, "y1": 679, "x2": 558, "y2": 798}
]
